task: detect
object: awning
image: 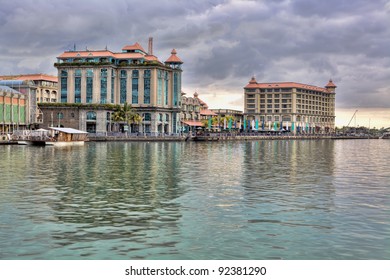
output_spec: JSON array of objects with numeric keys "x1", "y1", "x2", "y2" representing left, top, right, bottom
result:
[{"x1": 182, "y1": 120, "x2": 204, "y2": 127}]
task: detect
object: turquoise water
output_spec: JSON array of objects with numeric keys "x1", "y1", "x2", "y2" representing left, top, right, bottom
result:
[{"x1": 0, "y1": 140, "x2": 389, "y2": 259}]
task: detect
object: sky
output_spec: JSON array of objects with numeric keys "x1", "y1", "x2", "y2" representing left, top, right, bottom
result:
[{"x1": 0, "y1": 0, "x2": 389, "y2": 128}]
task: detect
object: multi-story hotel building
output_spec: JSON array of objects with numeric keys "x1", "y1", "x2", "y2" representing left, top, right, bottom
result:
[
  {"x1": 244, "y1": 77, "x2": 336, "y2": 133},
  {"x1": 55, "y1": 38, "x2": 183, "y2": 134},
  {"x1": 0, "y1": 74, "x2": 58, "y2": 103}
]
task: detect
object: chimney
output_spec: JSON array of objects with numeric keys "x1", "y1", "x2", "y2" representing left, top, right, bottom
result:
[{"x1": 148, "y1": 37, "x2": 153, "y2": 55}]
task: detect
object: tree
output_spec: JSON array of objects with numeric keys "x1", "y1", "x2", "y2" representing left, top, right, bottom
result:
[{"x1": 111, "y1": 102, "x2": 141, "y2": 133}]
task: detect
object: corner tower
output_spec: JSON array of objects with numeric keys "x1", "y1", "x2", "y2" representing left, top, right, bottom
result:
[{"x1": 165, "y1": 49, "x2": 183, "y2": 133}]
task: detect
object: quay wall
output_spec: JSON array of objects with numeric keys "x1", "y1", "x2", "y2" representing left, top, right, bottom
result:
[{"x1": 87, "y1": 134, "x2": 377, "y2": 142}]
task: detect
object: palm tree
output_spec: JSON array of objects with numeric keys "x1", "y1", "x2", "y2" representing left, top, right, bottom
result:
[
  {"x1": 111, "y1": 102, "x2": 137, "y2": 133},
  {"x1": 128, "y1": 111, "x2": 142, "y2": 133}
]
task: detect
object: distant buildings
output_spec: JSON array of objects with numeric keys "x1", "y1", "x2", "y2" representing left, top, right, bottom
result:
[
  {"x1": 244, "y1": 77, "x2": 336, "y2": 133},
  {"x1": 180, "y1": 91, "x2": 217, "y2": 132},
  {"x1": 54, "y1": 38, "x2": 183, "y2": 134},
  {"x1": 0, "y1": 74, "x2": 58, "y2": 103},
  {"x1": 0, "y1": 85, "x2": 29, "y2": 132}
]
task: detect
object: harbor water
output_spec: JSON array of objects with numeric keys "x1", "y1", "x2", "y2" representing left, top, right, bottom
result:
[{"x1": 0, "y1": 139, "x2": 389, "y2": 259}]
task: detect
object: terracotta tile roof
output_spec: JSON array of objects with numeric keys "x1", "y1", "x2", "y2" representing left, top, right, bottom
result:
[
  {"x1": 57, "y1": 50, "x2": 159, "y2": 61},
  {"x1": 122, "y1": 42, "x2": 147, "y2": 53},
  {"x1": 325, "y1": 79, "x2": 337, "y2": 88},
  {"x1": 57, "y1": 42, "x2": 180, "y2": 65},
  {"x1": 145, "y1": 54, "x2": 159, "y2": 61},
  {"x1": 0, "y1": 74, "x2": 58, "y2": 83},
  {"x1": 244, "y1": 81, "x2": 329, "y2": 92},
  {"x1": 200, "y1": 109, "x2": 217, "y2": 116},
  {"x1": 57, "y1": 50, "x2": 114, "y2": 59},
  {"x1": 114, "y1": 52, "x2": 145, "y2": 59},
  {"x1": 182, "y1": 120, "x2": 204, "y2": 127},
  {"x1": 165, "y1": 49, "x2": 183, "y2": 64}
]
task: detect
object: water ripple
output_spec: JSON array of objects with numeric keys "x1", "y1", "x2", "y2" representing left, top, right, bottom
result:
[{"x1": 1, "y1": 140, "x2": 389, "y2": 259}]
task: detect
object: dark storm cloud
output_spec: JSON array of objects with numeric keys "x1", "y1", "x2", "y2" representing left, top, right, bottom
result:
[{"x1": 0, "y1": 0, "x2": 389, "y2": 109}]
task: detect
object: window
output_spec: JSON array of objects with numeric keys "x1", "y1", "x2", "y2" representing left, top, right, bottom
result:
[
  {"x1": 165, "y1": 72, "x2": 169, "y2": 106},
  {"x1": 74, "y1": 72, "x2": 81, "y2": 103},
  {"x1": 57, "y1": 112, "x2": 64, "y2": 119},
  {"x1": 100, "y1": 69, "x2": 107, "y2": 104},
  {"x1": 173, "y1": 72, "x2": 179, "y2": 106},
  {"x1": 120, "y1": 70, "x2": 127, "y2": 104},
  {"x1": 144, "y1": 113, "x2": 151, "y2": 121},
  {"x1": 157, "y1": 70, "x2": 163, "y2": 105},
  {"x1": 86, "y1": 69, "x2": 93, "y2": 103},
  {"x1": 132, "y1": 70, "x2": 138, "y2": 104},
  {"x1": 86, "y1": 111, "x2": 97, "y2": 121},
  {"x1": 60, "y1": 70, "x2": 68, "y2": 102},
  {"x1": 144, "y1": 70, "x2": 151, "y2": 104},
  {"x1": 111, "y1": 70, "x2": 115, "y2": 103}
]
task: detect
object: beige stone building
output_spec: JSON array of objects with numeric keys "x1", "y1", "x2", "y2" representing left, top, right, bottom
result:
[{"x1": 244, "y1": 77, "x2": 336, "y2": 133}]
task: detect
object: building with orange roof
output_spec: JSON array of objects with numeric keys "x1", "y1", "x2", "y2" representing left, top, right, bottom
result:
[
  {"x1": 54, "y1": 38, "x2": 183, "y2": 134},
  {"x1": 0, "y1": 81, "x2": 40, "y2": 132},
  {"x1": 0, "y1": 74, "x2": 58, "y2": 104},
  {"x1": 180, "y1": 91, "x2": 213, "y2": 132},
  {"x1": 244, "y1": 77, "x2": 336, "y2": 134}
]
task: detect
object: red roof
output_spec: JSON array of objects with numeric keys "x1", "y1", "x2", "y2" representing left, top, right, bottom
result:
[
  {"x1": 165, "y1": 49, "x2": 183, "y2": 64},
  {"x1": 200, "y1": 109, "x2": 217, "y2": 116},
  {"x1": 182, "y1": 120, "x2": 204, "y2": 127},
  {"x1": 58, "y1": 50, "x2": 158, "y2": 62},
  {"x1": 0, "y1": 74, "x2": 58, "y2": 83},
  {"x1": 122, "y1": 42, "x2": 146, "y2": 53},
  {"x1": 325, "y1": 79, "x2": 337, "y2": 88},
  {"x1": 244, "y1": 81, "x2": 329, "y2": 92}
]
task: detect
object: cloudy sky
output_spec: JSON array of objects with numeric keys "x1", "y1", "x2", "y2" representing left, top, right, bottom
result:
[{"x1": 1, "y1": 0, "x2": 389, "y2": 127}]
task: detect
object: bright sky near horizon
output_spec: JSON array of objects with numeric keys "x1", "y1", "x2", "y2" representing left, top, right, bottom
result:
[{"x1": 0, "y1": 0, "x2": 389, "y2": 128}]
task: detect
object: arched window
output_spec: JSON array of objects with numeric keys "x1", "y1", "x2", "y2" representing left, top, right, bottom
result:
[{"x1": 86, "y1": 111, "x2": 97, "y2": 121}]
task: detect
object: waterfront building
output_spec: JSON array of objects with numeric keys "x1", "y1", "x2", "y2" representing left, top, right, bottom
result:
[
  {"x1": 0, "y1": 74, "x2": 58, "y2": 103},
  {"x1": 0, "y1": 85, "x2": 29, "y2": 132},
  {"x1": 211, "y1": 109, "x2": 243, "y2": 124},
  {"x1": 244, "y1": 77, "x2": 336, "y2": 133},
  {"x1": 180, "y1": 91, "x2": 215, "y2": 132},
  {"x1": 55, "y1": 38, "x2": 183, "y2": 135},
  {"x1": 38, "y1": 103, "x2": 115, "y2": 133},
  {"x1": 0, "y1": 80, "x2": 42, "y2": 131}
]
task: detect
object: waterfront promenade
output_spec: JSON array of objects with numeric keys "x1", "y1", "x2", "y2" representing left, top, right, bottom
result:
[
  {"x1": 87, "y1": 132, "x2": 378, "y2": 142},
  {"x1": 2, "y1": 131, "x2": 380, "y2": 145}
]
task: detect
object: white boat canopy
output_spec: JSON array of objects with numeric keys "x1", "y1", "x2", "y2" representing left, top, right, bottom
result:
[{"x1": 49, "y1": 127, "x2": 88, "y2": 134}]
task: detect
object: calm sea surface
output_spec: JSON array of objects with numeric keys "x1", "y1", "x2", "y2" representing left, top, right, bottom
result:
[{"x1": 0, "y1": 140, "x2": 389, "y2": 260}]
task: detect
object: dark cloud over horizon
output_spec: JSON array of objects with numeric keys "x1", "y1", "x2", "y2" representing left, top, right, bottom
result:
[{"x1": 1, "y1": 0, "x2": 389, "y2": 110}]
